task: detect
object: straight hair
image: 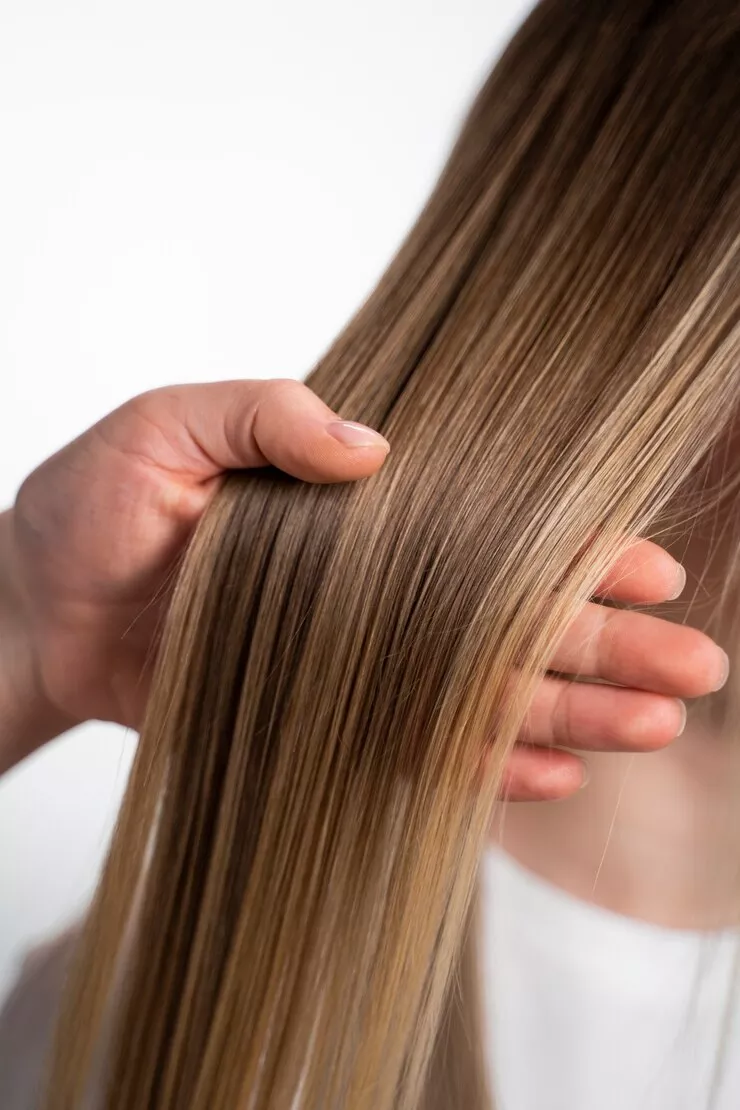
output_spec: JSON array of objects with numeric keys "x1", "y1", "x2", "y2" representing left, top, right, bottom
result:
[{"x1": 44, "y1": 1, "x2": 740, "y2": 1106}]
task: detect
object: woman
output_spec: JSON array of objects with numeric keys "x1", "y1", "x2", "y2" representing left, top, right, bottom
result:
[
  {"x1": 4, "y1": 1, "x2": 740, "y2": 1107},
  {"x1": 0, "y1": 379, "x2": 711, "y2": 1110}
]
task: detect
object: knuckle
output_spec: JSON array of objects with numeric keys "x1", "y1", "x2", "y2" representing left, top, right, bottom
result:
[
  {"x1": 123, "y1": 388, "x2": 167, "y2": 422},
  {"x1": 551, "y1": 680, "x2": 573, "y2": 746},
  {"x1": 595, "y1": 606, "x2": 621, "y2": 674},
  {"x1": 263, "y1": 377, "x2": 307, "y2": 406}
]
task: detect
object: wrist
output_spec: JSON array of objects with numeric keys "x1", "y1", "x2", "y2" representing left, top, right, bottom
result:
[{"x1": 0, "y1": 509, "x2": 77, "y2": 773}]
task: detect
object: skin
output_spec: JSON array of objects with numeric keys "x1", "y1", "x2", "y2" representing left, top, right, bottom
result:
[
  {"x1": 0, "y1": 379, "x2": 728, "y2": 821},
  {"x1": 499, "y1": 517, "x2": 740, "y2": 930}
]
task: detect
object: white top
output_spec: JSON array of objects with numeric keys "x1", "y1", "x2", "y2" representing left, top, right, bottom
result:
[
  {"x1": 3, "y1": 848, "x2": 740, "y2": 1109},
  {"x1": 480, "y1": 847, "x2": 740, "y2": 1110}
]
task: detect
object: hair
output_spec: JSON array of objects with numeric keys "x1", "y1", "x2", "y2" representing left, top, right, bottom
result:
[{"x1": 43, "y1": 1, "x2": 740, "y2": 1107}]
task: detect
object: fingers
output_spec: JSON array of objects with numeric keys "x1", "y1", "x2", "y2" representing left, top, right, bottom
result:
[
  {"x1": 500, "y1": 536, "x2": 727, "y2": 805},
  {"x1": 498, "y1": 676, "x2": 686, "y2": 803},
  {"x1": 593, "y1": 538, "x2": 685, "y2": 604},
  {"x1": 549, "y1": 603, "x2": 728, "y2": 697},
  {"x1": 108, "y1": 379, "x2": 391, "y2": 484},
  {"x1": 522, "y1": 676, "x2": 685, "y2": 751},
  {"x1": 500, "y1": 745, "x2": 587, "y2": 802}
]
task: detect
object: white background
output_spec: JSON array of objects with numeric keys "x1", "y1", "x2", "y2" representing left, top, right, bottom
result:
[{"x1": 0, "y1": 0, "x2": 534, "y2": 998}]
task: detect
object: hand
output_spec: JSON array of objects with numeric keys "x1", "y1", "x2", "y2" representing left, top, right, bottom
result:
[
  {"x1": 0, "y1": 380, "x2": 728, "y2": 796},
  {"x1": 0, "y1": 379, "x2": 391, "y2": 770},
  {"x1": 502, "y1": 541, "x2": 729, "y2": 802}
]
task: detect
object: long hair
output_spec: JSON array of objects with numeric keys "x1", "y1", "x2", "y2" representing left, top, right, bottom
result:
[{"x1": 44, "y1": 1, "x2": 740, "y2": 1107}]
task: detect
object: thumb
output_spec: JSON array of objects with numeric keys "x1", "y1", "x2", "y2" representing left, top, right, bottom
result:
[{"x1": 108, "y1": 378, "x2": 391, "y2": 484}]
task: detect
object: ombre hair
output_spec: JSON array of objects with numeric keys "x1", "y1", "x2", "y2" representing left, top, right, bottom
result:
[{"x1": 44, "y1": 2, "x2": 740, "y2": 1107}]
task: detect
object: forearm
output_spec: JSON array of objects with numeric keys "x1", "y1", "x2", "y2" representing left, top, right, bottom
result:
[{"x1": 0, "y1": 510, "x2": 76, "y2": 775}]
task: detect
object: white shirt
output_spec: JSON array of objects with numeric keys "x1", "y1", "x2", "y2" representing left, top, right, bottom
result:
[
  {"x1": 480, "y1": 847, "x2": 740, "y2": 1110},
  {"x1": 3, "y1": 849, "x2": 740, "y2": 1109}
]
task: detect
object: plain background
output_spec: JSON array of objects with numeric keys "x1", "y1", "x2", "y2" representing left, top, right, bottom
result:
[{"x1": 0, "y1": 0, "x2": 535, "y2": 999}]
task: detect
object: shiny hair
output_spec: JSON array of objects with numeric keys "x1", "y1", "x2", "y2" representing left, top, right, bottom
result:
[{"x1": 45, "y1": 1, "x2": 740, "y2": 1106}]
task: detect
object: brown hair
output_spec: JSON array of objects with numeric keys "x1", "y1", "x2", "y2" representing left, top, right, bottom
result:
[{"x1": 44, "y1": 1, "x2": 740, "y2": 1106}]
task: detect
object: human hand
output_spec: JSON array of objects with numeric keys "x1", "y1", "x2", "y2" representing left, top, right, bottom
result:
[
  {"x1": 0, "y1": 379, "x2": 391, "y2": 769},
  {"x1": 0, "y1": 382, "x2": 728, "y2": 794},
  {"x1": 502, "y1": 541, "x2": 729, "y2": 802}
]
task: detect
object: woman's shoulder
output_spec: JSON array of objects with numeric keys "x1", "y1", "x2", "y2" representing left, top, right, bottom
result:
[{"x1": 0, "y1": 924, "x2": 83, "y2": 1110}]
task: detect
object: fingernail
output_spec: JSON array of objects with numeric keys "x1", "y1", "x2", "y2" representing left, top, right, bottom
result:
[
  {"x1": 667, "y1": 563, "x2": 687, "y2": 600},
  {"x1": 675, "y1": 699, "x2": 687, "y2": 736},
  {"x1": 579, "y1": 760, "x2": 590, "y2": 789},
  {"x1": 712, "y1": 650, "x2": 730, "y2": 692},
  {"x1": 326, "y1": 421, "x2": 390, "y2": 450}
]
